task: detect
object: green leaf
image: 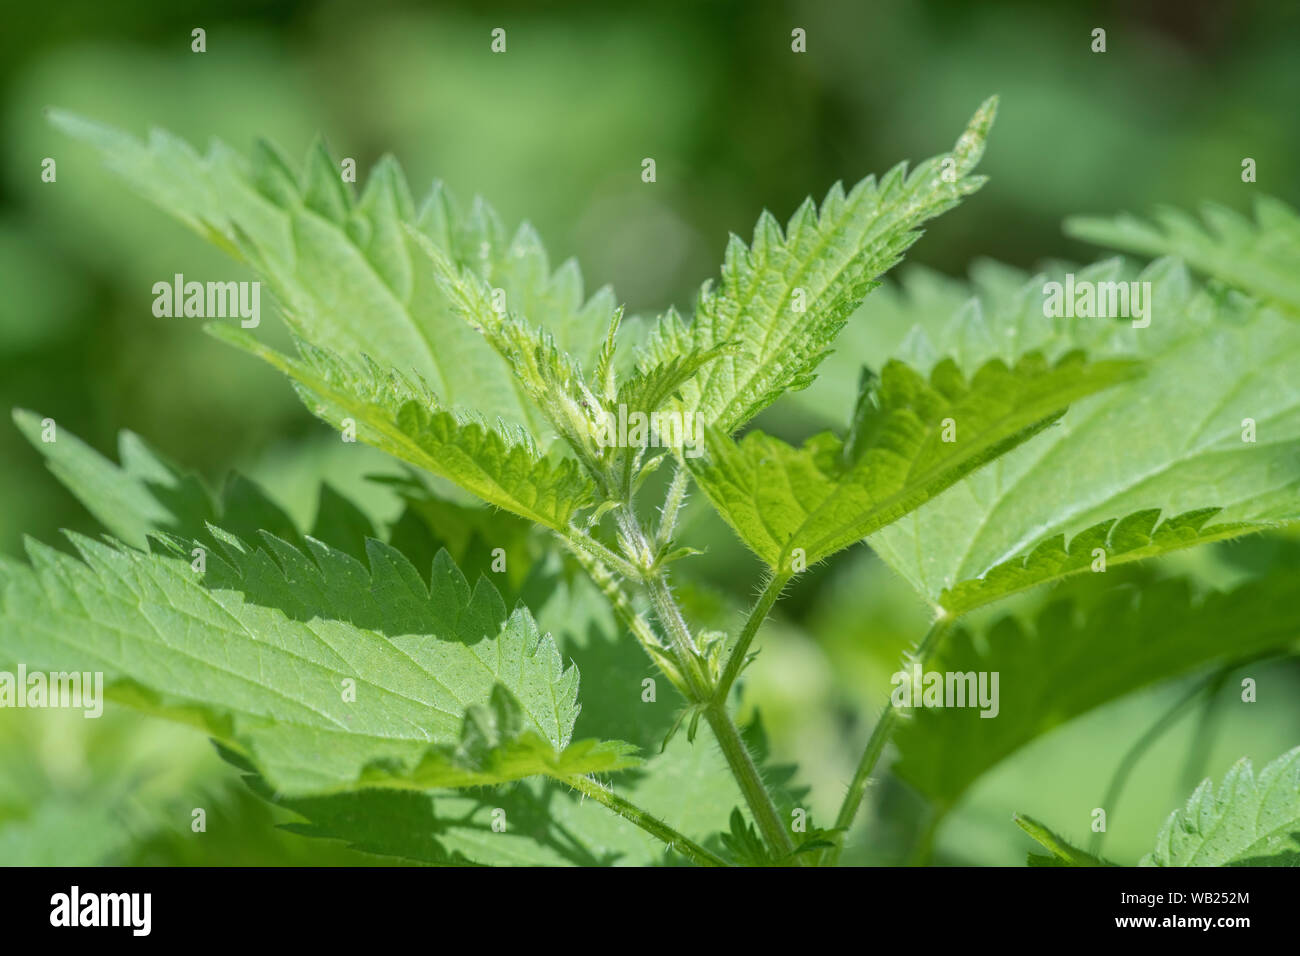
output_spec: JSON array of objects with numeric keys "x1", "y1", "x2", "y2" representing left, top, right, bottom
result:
[
  {"x1": 5, "y1": 423, "x2": 731, "y2": 865},
  {"x1": 1014, "y1": 814, "x2": 1114, "y2": 866},
  {"x1": 310, "y1": 484, "x2": 380, "y2": 561},
  {"x1": 407, "y1": 227, "x2": 615, "y2": 477},
  {"x1": 0, "y1": 531, "x2": 636, "y2": 796},
  {"x1": 893, "y1": 569, "x2": 1300, "y2": 808},
  {"x1": 48, "y1": 111, "x2": 614, "y2": 437},
  {"x1": 719, "y1": 807, "x2": 773, "y2": 866},
  {"x1": 1066, "y1": 197, "x2": 1300, "y2": 318},
  {"x1": 615, "y1": 345, "x2": 737, "y2": 424},
  {"x1": 640, "y1": 96, "x2": 997, "y2": 435},
  {"x1": 384, "y1": 477, "x2": 535, "y2": 591},
  {"x1": 866, "y1": 258, "x2": 1300, "y2": 612},
  {"x1": 689, "y1": 351, "x2": 1139, "y2": 570},
  {"x1": 243, "y1": 565, "x2": 759, "y2": 866},
  {"x1": 1143, "y1": 746, "x2": 1300, "y2": 866},
  {"x1": 11, "y1": 408, "x2": 308, "y2": 551},
  {"x1": 410, "y1": 225, "x2": 731, "y2": 486},
  {"x1": 261, "y1": 778, "x2": 617, "y2": 866},
  {"x1": 936, "y1": 507, "x2": 1250, "y2": 616},
  {"x1": 207, "y1": 326, "x2": 596, "y2": 532},
  {"x1": 9, "y1": 418, "x2": 743, "y2": 866}
]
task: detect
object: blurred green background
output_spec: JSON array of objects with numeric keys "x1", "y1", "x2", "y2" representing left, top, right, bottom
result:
[{"x1": 2, "y1": 0, "x2": 1298, "y2": 865}]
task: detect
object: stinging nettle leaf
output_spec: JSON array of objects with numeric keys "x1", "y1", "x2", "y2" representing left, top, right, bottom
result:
[
  {"x1": 48, "y1": 110, "x2": 615, "y2": 438},
  {"x1": 894, "y1": 568, "x2": 1300, "y2": 809},
  {"x1": 11, "y1": 407, "x2": 310, "y2": 552},
  {"x1": 1014, "y1": 814, "x2": 1114, "y2": 867},
  {"x1": 406, "y1": 225, "x2": 615, "y2": 478},
  {"x1": 1066, "y1": 197, "x2": 1300, "y2": 319},
  {"x1": 689, "y1": 351, "x2": 1139, "y2": 570},
  {"x1": 207, "y1": 325, "x2": 596, "y2": 533},
  {"x1": 936, "y1": 506, "x2": 1251, "y2": 616},
  {"x1": 1142, "y1": 746, "x2": 1300, "y2": 866},
  {"x1": 640, "y1": 96, "x2": 998, "y2": 435},
  {"x1": 865, "y1": 257, "x2": 1300, "y2": 612},
  {"x1": 0, "y1": 530, "x2": 636, "y2": 796}
]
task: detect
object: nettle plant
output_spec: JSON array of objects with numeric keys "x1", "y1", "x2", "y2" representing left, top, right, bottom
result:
[{"x1": 5, "y1": 98, "x2": 1300, "y2": 866}]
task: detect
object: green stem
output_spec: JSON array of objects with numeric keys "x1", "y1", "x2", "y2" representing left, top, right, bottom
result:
[
  {"x1": 560, "y1": 525, "x2": 643, "y2": 581},
  {"x1": 558, "y1": 773, "x2": 727, "y2": 867},
  {"x1": 823, "y1": 613, "x2": 953, "y2": 866},
  {"x1": 644, "y1": 572, "x2": 711, "y2": 696},
  {"x1": 562, "y1": 538, "x2": 689, "y2": 694},
  {"x1": 703, "y1": 703, "x2": 797, "y2": 861},
  {"x1": 614, "y1": 501, "x2": 795, "y2": 861},
  {"x1": 714, "y1": 570, "x2": 792, "y2": 705},
  {"x1": 908, "y1": 808, "x2": 944, "y2": 866},
  {"x1": 1089, "y1": 668, "x2": 1224, "y2": 857},
  {"x1": 1178, "y1": 665, "x2": 1239, "y2": 794},
  {"x1": 614, "y1": 505, "x2": 710, "y2": 695}
]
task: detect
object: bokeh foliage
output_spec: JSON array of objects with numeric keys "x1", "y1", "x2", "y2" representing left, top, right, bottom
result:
[{"x1": 1, "y1": 0, "x2": 1297, "y2": 865}]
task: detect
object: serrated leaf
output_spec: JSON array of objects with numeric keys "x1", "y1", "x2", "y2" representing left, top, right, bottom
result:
[
  {"x1": 1143, "y1": 747, "x2": 1300, "y2": 866},
  {"x1": 408, "y1": 227, "x2": 615, "y2": 477},
  {"x1": 640, "y1": 97, "x2": 997, "y2": 434},
  {"x1": 719, "y1": 807, "x2": 772, "y2": 866},
  {"x1": 937, "y1": 507, "x2": 1252, "y2": 615},
  {"x1": 1014, "y1": 814, "x2": 1114, "y2": 866},
  {"x1": 866, "y1": 258, "x2": 1300, "y2": 612},
  {"x1": 246, "y1": 566, "x2": 762, "y2": 866},
  {"x1": 0, "y1": 531, "x2": 636, "y2": 796},
  {"x1": 49, "y1": 111, "x2": 614, "y2": 437},
  {"x1": 689, "y1": 351, "x2": 1139, "y2": 570},
  {"x1": 10, "y1": 408, "x2": 313, "y2": 552},
  {"x1": 7, "y1": 420, "x2": 739, "y2": 866},
  {"x1": 615, "y1": 344, "x2": 737, "y2": 422},
  {"x1": 4, "y1": 426, "x2": 725, "y2": 865},
  {"x1": 602, "y1": 344, "x2": 735, "y2": 490},
  {"x1": 260, "y1": 778, "x2": 622, "y2": 866},
  {"x1": 1067, "y1": 197, "x2": 1300, "y2": 318},
  {"x1": 385, "y1": 478, "x2": 535, "y2": 591},
  {"x1": 207, "y1": 326, "x2": 596, "y2": 532},
  {"x1": 893, "y1": 569, "x2": 1300, "y2": 808}
]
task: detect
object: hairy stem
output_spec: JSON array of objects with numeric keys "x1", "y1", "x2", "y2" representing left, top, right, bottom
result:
[
  {"x1": 561, "y1": 539, "x2": 689, "y2": 694},
  {"x1": 704, "y1": 702, "x2": 798, "y2": 861},
  {"x1": 714, "y1": 570, "x2": 792, "y2": 705},
  {"x1": 613, "y1": 500, "x2": 795, "y2": 861},
  {"x1": 560, "y1": 525, "x2": 643, "y2": 581},
  {"x1": 557, "y1": 773, "x2": 728, "y2": 867},
  {"x1": 643, "y1": 573, "x2": 710, "y2": 696},
  {"x1": 823, "y1": 613, "x2": 953, "y2": 866},
  {"x1": 614, "y1": 505, "x2": 711, "y2": 694}
]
